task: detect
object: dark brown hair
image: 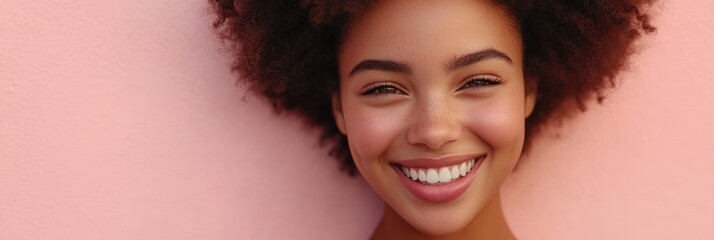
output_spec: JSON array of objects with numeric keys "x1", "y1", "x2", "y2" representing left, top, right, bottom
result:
[{"x1": 210, "y1": 0, "x2": 656, "y2": 175}]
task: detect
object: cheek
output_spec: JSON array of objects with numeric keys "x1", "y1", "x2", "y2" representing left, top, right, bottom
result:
[
  {"x1": 462, "y1": 96, "x2": 526, "y2": 155},
  {"x1": 342, "y1": 104, "x2": 407, "y2": 168}
]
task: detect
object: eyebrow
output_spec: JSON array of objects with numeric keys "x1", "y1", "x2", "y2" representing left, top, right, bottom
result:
[
  {"x1": 348, "y1": 59, "x2": 412, "y2": 77},
  {"x1": 347, "y1": 48, "x2": 512, "y2": 77},
  {"x1": 444, "y1": 48, "x2": 513, "y2": 72}
]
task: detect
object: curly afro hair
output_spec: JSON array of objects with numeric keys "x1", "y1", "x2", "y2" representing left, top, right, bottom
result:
[{"x1": 210, "y1": 0, "x2": 656, "y2": 175}]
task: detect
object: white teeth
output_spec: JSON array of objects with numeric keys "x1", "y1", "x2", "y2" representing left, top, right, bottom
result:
[
  {"x1": 426, "y1": 169, "x2": 439, "y2": 184},
  {"x1": 438, "y1": 167, "x2": 451, "y2": 183},
  {"x1": 409, "y1": 169, "x2": 418, "y2": 181},
  {"x1": 459, "y1": 162, "x2": 467, "y2": 176},
  {"x1": 399, "y1": 158, "x2": 480, "y2": 185},
  {"x1": 417, "y1": 169, "x2": 427, "y2": 182},
  {"x1": 450, "y1": 166, "x2": 459, "y2": 180}
]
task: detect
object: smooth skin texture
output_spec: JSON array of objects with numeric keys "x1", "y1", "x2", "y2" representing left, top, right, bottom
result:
[{"x1": 332, "y1": 0, "x2": 536, "y2": 238}]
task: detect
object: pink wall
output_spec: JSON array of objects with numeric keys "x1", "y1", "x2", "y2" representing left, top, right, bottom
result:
[{"x1": 1, "y1": 1, "x2": 712, "y2": 239}]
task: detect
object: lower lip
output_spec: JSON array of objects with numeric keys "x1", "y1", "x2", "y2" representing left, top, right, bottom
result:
[{"x1": 392, "y1": 156, "x2": 484, "y2": 203}]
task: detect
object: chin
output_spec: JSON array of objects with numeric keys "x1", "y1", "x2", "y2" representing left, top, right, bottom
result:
[
  {"x1": 407, "y1": 212, "x2": 475, "y2": 237},
  {"x1": 389, "y1": 186, "x2": 494, "y2": 237}
]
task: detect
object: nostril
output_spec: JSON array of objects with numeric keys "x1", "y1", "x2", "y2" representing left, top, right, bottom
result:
[
  {"x1": 406, "y1": 120, "x2": 462, "y2": 150},
  {"x1": 406, "y1": 99, "x2": 462, "y2": 149}
]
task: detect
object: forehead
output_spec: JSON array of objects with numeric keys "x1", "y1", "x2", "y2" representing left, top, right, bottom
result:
[{"x1": 338, "y1": 0, "x2": 522, "y2": 76}]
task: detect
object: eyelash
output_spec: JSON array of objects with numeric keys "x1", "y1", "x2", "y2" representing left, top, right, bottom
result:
[
  {"x1": 359, "y1": 75, "x2": 503, "y2": 96},
  {"x1": 458, "y1": 75, "x2": 503, "y2": 90},
  {"x1": 359, "y1": 82, "x2": 404, "y2": 95}
]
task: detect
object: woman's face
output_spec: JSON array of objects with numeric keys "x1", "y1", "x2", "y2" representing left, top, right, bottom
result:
[{"x1": 333, "y1": 0, "x2": 536, "y2": 235}]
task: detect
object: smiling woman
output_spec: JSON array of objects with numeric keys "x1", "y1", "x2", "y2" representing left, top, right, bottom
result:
[
  {"x1": 209, "y1": 0, "x2": 656, "y2": 238},
  {"x1": 331, "y1": 2, "x2": 534, "y2": 237}
]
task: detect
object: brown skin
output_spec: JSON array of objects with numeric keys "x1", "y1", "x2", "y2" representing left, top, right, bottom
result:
[
  {"x1": 372, "y1": 194, "x2": 515, "y2": 240},
  {"x1": 332, "y1": 0, "x2": 535, "y2": 237}
]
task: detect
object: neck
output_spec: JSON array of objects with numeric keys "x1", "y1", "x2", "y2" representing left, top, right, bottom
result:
[{"x1": 370, "y1": 192, "x2": 515, "y2": 240}]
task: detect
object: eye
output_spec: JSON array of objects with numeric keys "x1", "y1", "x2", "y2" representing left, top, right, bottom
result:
[
  {"x1": 458, "y1": 75, "x2": 503, "y2": 90},
  {"x1": 360, "y1": 82, "x2": 406, "y2": 95}
]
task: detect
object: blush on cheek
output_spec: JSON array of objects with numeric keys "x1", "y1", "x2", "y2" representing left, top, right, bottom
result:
[
  {"x1": 344, "y1": 109, "x2": 406, "y2": 167},
  {"x1": 462, "y1": 102, "x2": 526, "y2": 152}
]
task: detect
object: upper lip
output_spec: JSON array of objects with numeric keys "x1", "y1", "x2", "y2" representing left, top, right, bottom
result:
[{"x1": 390, "y1": 153, "x2": 486, "y2": 169}]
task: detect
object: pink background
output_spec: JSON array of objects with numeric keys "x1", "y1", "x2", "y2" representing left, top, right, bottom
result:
[{"x1": 1, "y1": 1, "x2": 713, "y2": 239}]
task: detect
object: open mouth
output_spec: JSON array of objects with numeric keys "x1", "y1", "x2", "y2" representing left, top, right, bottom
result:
[
  {"x1": 390, "y1": 155, "x2": 486, "y2": 203},
  {"x1": 396, "y1": 158, "x2": 476, "y2": 185}
]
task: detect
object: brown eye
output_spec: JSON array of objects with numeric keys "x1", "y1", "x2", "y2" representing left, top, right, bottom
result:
[
  {"x1": 459, "y1": 76, "x2": 503, "y2": 90},
  {"x1": 360, "y1": 83, "x2": 405, "y2": 95},
  {"x1": 373, "y1": 86, "x2": 400, "y2": 94}
]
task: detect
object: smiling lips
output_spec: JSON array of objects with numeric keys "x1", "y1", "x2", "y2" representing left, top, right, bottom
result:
[
  {"x1": 399, "y1": 159, "x2": 475, "y2": 185},
  {"x1": 392, "y1": 155, "x2": 485, "y2": 203}
]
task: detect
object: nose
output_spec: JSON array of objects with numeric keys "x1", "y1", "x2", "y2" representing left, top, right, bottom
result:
[{"x1": 406, "y1": 96, "x2": 461, "y2": 150}]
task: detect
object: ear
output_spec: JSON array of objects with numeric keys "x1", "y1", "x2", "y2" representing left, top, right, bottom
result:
[
  {"x1": 331, "y1": 93, "x2": 347, "y2": 134},
  {"x1": 524, "y1": 77, "x2": 538, "y2": 118}
]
